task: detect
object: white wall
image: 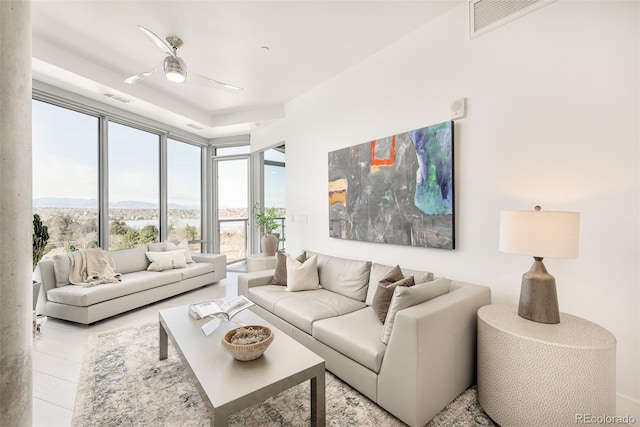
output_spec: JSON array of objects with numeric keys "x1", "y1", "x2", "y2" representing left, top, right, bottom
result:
[{"x1": 253, "y1": 0, "x2": 639, "y2": 418}]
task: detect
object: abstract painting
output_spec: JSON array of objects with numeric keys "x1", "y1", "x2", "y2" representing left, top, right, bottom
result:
[{"x1": 328, "y1": 120, "x2": 454, "y2": 249}]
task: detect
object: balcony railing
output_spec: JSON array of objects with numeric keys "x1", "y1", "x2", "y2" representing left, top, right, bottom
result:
[{"x1": 218, "y1": 216, "x2": 285, "y2": 265}]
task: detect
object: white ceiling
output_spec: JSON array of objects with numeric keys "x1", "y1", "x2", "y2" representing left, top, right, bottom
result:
[{"x1": 32, "y1": 1, "x2": 462, "y2": 140}]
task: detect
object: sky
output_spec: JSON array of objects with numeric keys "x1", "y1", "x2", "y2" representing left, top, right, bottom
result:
[{"x1": 32, "y1": 99, "x2": 285, "y2": 209}]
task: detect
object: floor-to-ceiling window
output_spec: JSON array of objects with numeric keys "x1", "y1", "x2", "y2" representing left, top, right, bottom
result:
[
  {"x1": 32, "y1": 94, "x2": 205, "y2": 257},
  {"x1": 167, "y1": 138, "x2": 202, "y2": 251},
  {"x1": 214, "y1": 146, "x2": 250, "y2": 264},
  {"x1": 32, "y1": 100, "x2": 99, "y2": 255},
  {"x1": 108, "y1": 122, "x2": 160, "y2": 250}
]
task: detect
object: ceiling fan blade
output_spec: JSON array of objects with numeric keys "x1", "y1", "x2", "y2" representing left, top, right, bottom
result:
[
  {"x1": 124, "y1": 64, "x2": 160, "y2": 84},
  {"x1": 187, "y1": 72, "x2": 243, "y2": 93},
  {"x1": 138, "y1": 25, "x2": 175, "y2": 57}
]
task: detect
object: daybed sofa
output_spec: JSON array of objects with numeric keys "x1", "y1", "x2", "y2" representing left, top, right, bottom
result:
[
  {"x1": 238, "y1": 250, "x2": 491, "y2": 427},
  {"x1": 35, "y1": 242, "x2": 226, "y2": 324}
]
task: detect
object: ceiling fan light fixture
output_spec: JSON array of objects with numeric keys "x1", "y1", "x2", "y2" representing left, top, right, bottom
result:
[{"x1": 164, "y1": 56, "x2": 187, "y2": 83}]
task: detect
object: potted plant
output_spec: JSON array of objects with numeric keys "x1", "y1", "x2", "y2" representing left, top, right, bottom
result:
[
  {"x1": 253, "y1": 204, "x2": 279, "y2": 256},
  {"x1": 33, "y1": 213, "x2": 50, "y2": 271},
  {"x1": 32, "y1": 214, "x2": 50, "y2": 313}
]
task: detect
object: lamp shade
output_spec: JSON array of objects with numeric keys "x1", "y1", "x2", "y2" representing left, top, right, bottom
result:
[{"x1": 499, "y1": 210, "x2": 580, "y2": 259}]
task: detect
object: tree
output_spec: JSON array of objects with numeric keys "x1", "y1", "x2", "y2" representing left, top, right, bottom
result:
[
  {"x1": 184, "y1": 224, "x2": 198, "y2": 241},
  {"x1": 139, "y1": 225, "x2": 158, "y2": 244},
  {"x1": 53, "y1": 213, "x2": 75, "y2": 247},
  {"x1": 118, "y1": 228, "x2": 140, "y2": 249},
  {"x1": 109, "y1": 219, "x2": 130, "y2": 236}
]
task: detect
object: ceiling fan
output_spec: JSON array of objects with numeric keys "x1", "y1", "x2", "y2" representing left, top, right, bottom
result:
[{"x1": 124, "y1": 25, "x2": 243, "y2": 93}]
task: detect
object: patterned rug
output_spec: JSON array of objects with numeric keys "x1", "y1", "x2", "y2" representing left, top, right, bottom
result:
[{"x1": 73, "y1": 322, "x2": 494, "y2": 426}]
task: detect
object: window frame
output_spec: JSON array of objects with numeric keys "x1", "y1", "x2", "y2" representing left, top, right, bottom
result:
[{"x1": 32, "y1": 88, "x2": 206, "y2": 252}]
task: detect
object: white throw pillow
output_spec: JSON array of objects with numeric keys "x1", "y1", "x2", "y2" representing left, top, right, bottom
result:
[
  {"x1": 164, "y1": 239, "x2": 194, "y2": 263},
  {"x1": 285, "y1": 254, "x2": 320, "y2": 292},
  {"x1": 381, "y1": 277, "x2": 451, "y2": 344},
  {"x1": 146, "y1": 250, "x2": 188, "y2": 272}
]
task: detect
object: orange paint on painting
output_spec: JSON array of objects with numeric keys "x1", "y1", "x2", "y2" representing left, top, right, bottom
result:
[
  {"x1": 370, "y1": 136, "x2": 396, "y2": 167},
  {"x1": 329, "y1": 191, "x2": 347, "y2": 205}
]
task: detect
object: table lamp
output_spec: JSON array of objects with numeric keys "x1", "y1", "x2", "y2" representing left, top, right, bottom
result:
[{"x1": 499, "y1": 206, "x2": 580, "y2": 324}]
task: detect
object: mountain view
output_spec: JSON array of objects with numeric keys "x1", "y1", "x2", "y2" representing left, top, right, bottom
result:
[{"x1": 32, "y1": 199, "x2": 276, "y2": 264}]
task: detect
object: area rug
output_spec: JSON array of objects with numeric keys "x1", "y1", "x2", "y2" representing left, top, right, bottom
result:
[{"x1": 73, "y1": 322, "x2": 494, "y2": 426}]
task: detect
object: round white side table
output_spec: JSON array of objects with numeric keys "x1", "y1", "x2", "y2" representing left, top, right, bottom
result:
[
  {"x1": 246, "y1": 254, "x2": 277, "y2": 272},
  {"x1": 477, "y1": 304, "x2": 616, "y2": 426}
]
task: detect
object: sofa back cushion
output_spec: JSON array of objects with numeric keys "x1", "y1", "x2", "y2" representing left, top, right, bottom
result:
[
  {"x1": 147, "y1": 242, "x2": 165, "y2": 252},
  {"x1": 53, "y1": 254, "x2": 72, "y2": 287},
  {"x1": 381, "y1": 277, "x2": 451, "y2": 344},
  {"x1": 307, "y1": 251, "x2": 371, "y2": 302},
  {"x1": 366, "y1": 263, "x2": 434, "y2": 305},
  {"x1": 110, "y1": 245, "x2": 149, "y2": 274}
]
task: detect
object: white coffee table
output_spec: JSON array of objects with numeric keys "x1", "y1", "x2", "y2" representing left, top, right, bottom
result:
[{"x1": 159, "y1": 306, "x2": 326, "y2": 426}]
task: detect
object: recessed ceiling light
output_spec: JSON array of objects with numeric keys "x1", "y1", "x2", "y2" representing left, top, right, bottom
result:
[{"x1": 260, "y1": 46, "x2": 270, "y2": 52}]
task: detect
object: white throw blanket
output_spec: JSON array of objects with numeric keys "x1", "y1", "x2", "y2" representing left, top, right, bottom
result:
[{"x1": 68, "y1": 249, "x2": 122, "y2": 287}]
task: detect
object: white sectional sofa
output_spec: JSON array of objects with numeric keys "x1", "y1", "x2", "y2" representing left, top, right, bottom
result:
[
  {"x1": 35, "y1": 242, "x2": 226, "y2": 324},
  {"x1": 238, "y1": 250, "x2": 491, "y2": 427}
]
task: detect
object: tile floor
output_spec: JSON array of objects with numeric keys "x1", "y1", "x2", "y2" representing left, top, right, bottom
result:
[{"x1": 32, "y1": 272, "x2": 241, "y2": 427}]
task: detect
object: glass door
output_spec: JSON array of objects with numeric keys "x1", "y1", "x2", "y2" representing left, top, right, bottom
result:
[
  {"x1": 263, "y1": 145, "x2": 286, "y2": 251},
  {"x1": 213, "y1": 155, "x2": 249, "y2": 265}
]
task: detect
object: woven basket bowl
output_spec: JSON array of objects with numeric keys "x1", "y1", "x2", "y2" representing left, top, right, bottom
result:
[{"x1": 222, "y1": 325, "x2": 274, "y2": 361}]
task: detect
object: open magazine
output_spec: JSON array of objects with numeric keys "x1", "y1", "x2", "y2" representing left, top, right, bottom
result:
[{"x1": 189, "y1": 295, "x2": 254, "y2": 320}]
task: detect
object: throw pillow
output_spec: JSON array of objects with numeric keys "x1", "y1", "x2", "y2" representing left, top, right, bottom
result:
[
  {"x1": 372, "y1": 275, "x2": 415, "y2": 323},
  {"x1": 146, "y1": 250, "x2": 188, "y2": 272},
  {"x1": 165, "y1": 239, "x2": 194, "y2": 263},
  {"x1": 53, "y1": 253, "x2": 72, "y2": 287},
  {"x1": 285, "y1": 254, "x2": 320, "y2": 292},
  {"x1": 381, "y1": 277, "x2": 452, "y2": 344},
  {"x1": 270, "y1": 251, "x2": 307, "y2": 286}
]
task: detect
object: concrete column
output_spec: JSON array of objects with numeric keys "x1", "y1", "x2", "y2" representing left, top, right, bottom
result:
[{"x1": 0, "y1": 1, "x2": 33, "y2": 425}]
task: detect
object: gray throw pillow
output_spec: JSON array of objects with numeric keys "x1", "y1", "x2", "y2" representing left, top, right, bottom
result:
[
  {"x1": 372, "y1": 265, "x2": 415, "y2": 323},
  {"x1": 381, "y1": 277, "x2": 452, "y2": 344},
  {"x1": 53, "y1": 253, "x2": 72, "y2": 287},
  {"x1": 269, "y1": 251, "x2": 306, "y2": 286}
]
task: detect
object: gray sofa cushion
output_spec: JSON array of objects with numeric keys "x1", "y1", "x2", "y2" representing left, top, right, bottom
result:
[
  {"x1": 382, "y1": 277, "x2": 452, "y2": 344},
  {"x1": 180, "y1": 262, "x2": 215, "y2": 280},
  {"x1": 307, "y1": 251, "x2": 372, "y2": 302},
  {"x1": 52, "y1": 254, "x2": 71, "y2": 287},
  {"x1": 147, "y1": 242, "x2": 165, "y2": 252},
  {"x1": 312, "y1": 306, "x2": 387, "y2": 373},
  {"x1": 273, "y1": 289, "x2": 366, "y2": 334},
  {"x1": 47, "y1": 269, "x2": 182, "y2": 307},
  {"x1": 248, "y1": 284, "x2": 297, "y2": 312},
  {"x1": 111, "y1": 245, "x2": 149, "y2": 274},
  {"x1": 366, "y1": 263, "x2": 434, "y2": 305}
]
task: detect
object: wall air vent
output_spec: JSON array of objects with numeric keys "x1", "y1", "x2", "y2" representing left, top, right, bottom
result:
[
  {"x1": 103, "y1": 93, "x2": 133, "y2": 103},
  {"x1": 469, "y1": 0, "x2": 555, "y2": 38},
  {"x1": 186, "y1": 123, "x2": 204, "y2": 130}
]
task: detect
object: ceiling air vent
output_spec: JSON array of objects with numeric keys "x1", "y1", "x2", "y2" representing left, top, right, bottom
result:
[
  {"x1": 103, "y1": 93, "x2": 132, "y2": 104},
  {"x1": 186, "y1": 123, "x2": 204, "y2": 130},
  {"x1": 469, "y1": 0, "x2": 555, "y2": 38}
]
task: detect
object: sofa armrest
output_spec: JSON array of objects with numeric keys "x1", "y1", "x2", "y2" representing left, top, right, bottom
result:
[
  {"x1": 237, "y1": 270, "x2": 276, "y2": 297},
  {"x1": 191, "y1": 253, "x2": 227, "y2": 281},
  {"x1": 377, "y1": 281, "x2": 491, "y2": 427},
  {"x1": 34, "y1": 259, "x2": 56, "y2": 313}
]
